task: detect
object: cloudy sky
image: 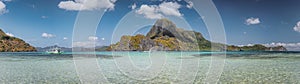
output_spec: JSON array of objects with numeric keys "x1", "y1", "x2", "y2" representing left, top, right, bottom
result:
[{"x1": 1, "y1": 0, "x2": 300, "y2": 50}]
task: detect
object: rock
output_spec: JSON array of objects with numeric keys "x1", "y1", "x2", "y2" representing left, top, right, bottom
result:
[
  {"x1": 0, "y1": 29, "x2": 37, "y2": 52},
  {"x1": 146, "y1": 18, "x2": 205, "y2": 43}
]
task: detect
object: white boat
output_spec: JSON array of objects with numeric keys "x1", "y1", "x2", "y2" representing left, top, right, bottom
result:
[{"x1": 46, "y1": 47, "x2": 63, "y2": 54}]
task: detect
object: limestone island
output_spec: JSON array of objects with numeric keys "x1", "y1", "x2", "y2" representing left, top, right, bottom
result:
[{"x1": 106, "y1": 19, "x2": 287, "y2": 51}]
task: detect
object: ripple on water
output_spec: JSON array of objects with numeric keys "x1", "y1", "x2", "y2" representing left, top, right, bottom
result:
[{"x1": 0, "y1": 52, "x2": 299, "y2": 83}]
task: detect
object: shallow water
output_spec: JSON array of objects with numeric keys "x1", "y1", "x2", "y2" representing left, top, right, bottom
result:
[{"x1": 0, "y1": 51, "x2": 299, "y2": 83}]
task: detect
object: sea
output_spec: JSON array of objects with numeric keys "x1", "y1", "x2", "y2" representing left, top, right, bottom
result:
[{"x1": 0, "y1": 51, "x2": 299, "y2": 83}]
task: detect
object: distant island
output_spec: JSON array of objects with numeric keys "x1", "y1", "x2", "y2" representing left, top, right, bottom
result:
[
  {"x1": 106, "y1": 19, "x2": 287, "y2": 51},
  {"x1": 0, "y1": 19, "x2": 287, "y2": 52},
  {"x1": 0, "y1": 29, "x2": 36, "y2": 52}
]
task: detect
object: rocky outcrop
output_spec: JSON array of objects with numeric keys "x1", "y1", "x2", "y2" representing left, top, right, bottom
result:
[
  {"x1": 107, "y1": 19, "x2": 287, "y2": 51},
  {"x1": 0, "y1": 29, "x2": 36, "y2": 52},
  {"x1": 108, "y1": 19, "x2": 202, "y2": 51}
]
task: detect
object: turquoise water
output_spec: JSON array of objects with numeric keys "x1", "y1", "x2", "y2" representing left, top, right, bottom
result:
[{"x1": 0, "y1": 51, "x2": 299, "y2": 83}]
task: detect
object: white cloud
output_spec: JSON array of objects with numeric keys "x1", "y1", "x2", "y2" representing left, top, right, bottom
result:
[
  {"x1": 237, "y1": 42, "x2": 300, "y2": 51},
  {"x1": 110, "y1": 0, "x2": 116, "y2": 3},
  {"x1": 58, "y1": 0, "x2": 117, "y2": 11},
  {"x1": 42, "y1": 33, "x2": 55, "y2": 38},
  {"x1": 237, "y1": 44, "x2": 254, "y2": 47},
  {"x1": 263, "y1": 42, "x2": 300, "y2": 51},
  {"x1": 73, "y1": 41, "x2": 97, "y2": 47},
  {"x1": 136, "y1": 5, "x2": 162, "y2": 19},
  {"x1": 245, "y1": 17, "x2": 260, "y2": 25},
  {"x1": 88, "y1": 36, "x2": 98, "y2": 41},
  {"x1": 0, "y1": 1, "x2": 8, "y2": 15},
  {"x1": 73, "y1": 36, "x2": 102, "y2": 47},
  {"x1": 136, "y1": 2, "x2": 182, "y2": 19},
  {"x1": 2, "y1": 0, "x2": 12, "y2": 2},
  {"x1": 5, "y1": 32, "x2": 13, "y2": 37},
  {"x1": 63, "y1": 37, "x2": 68, "y2": 40},
  {"x1": 101, "y1": 38, "x2": 105, "y2": 40},
  {"x1": 131, "y1": 3, "x2": 136, "y2": 9},
  {"x1": 293, "y1": 21, "x2": 300, "y2": 32},
  {"x1": 41, "y1": 16, "x2": 48, "y2": 19},
  {"x1": 158, "y1": 2, "x2": 182, "y2": 16},
  {"x1": 186, "y1": 1, "x2": 193, "y2": 9}
]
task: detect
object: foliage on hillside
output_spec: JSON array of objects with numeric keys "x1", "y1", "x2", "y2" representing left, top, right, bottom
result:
[
  {"x1": 106, "y1": 19, "x2": 287, "y2": 51},
  {"x1": 0, "y1": 29, "x2": 36, "y2": 52}
]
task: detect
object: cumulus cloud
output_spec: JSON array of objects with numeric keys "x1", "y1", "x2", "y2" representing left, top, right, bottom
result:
[
  {"x1": 73, "y1": 41, "x2": 98, "y2": 47},
  {"x1": 88, "y1": 36, "x2": 98, "y2": 41},
  {"x1": 101, "y1": 37, "x2": 105, "y2": 40},
  {"x1": 237, "y1": 44, "x2": 254, "y2": 47},
  {"x1": 245, "y1": 17, "x2": 260, "y2": 25},
  {"x1": 2, "y1": 0, "x2": 12, "y2": 2},
  {"x1": 0, "y1": 1, "x2": 8, "y2": 15},
  {"x1": 159, "y1": 2, "x2": 182, "y2": 16},
  {"x1": 131, "y1": 3, "x2": 136, "y2": 9},
  {"x1": 63, "y1": 37, "x2": 68, "y2": 40},
  {"x1": 263, "y1": 42, "x2": 300, "y2": 51},
  {"x1": 186, "y1": 1, "x2": 193, "y2": 9},
  {"x1": 72, "y1": 36, "x2": 102, "y2": 47},
  {"x1": 58, "y1": 0, "x2": 117, "y2": 11},
  {"x1": 238, "y1": 42, "x2": 300, "y2": 51},
  {"x1": 5, "y1": 32, "x2": 13, "y2": 37},
  {"x1": 136, "y1": 5, "x2": 162, "y2": 19},
  {"x1": 41, "y1": 16, "x2": 48, "y2": 19},
  {"x1": 136, "y1": 2, "x2": 182, "y2": 19},
  {"x1": 42, "y1": 33, "x2": 55, "y2": 38},
  {"x1": 293, "y1": 21, "x2": 300, "y2": 32}
]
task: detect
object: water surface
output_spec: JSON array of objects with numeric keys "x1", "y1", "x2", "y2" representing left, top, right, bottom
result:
[{"x1": 0, "y1": 51, "x2": 299, "y2": 83}]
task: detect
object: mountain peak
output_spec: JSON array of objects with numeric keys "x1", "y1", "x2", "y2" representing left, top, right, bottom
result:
[{"x1": 154, "y1": 18, "x2": 177, "y2": 29}]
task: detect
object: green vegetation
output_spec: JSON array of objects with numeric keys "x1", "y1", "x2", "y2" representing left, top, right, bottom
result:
[
  {"x1": 105, "y1": 19, "x2": 287, "y2": 51},
  {"x1": 0, "y1": 29, "x2": 36, "y2": 52}
]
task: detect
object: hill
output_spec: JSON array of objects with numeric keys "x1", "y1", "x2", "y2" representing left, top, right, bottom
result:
[
  {"x1": 106, "y1": 19, "x2": 286, "y2": 51},
  {"x1": 0, "y1": 29, "x2": 36, "y2": 52}
]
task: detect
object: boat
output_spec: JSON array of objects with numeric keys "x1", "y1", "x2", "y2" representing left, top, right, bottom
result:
[{"x1": 46, "y1": 47, "x2": 63, "y2": 54}]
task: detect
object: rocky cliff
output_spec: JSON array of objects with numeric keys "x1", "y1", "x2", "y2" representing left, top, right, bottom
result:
[
  {"x1": 0, "y1": 29, "x2": 36, "y2": 52},
  {"x1": 107, "y1": 19, "x2": 287, "y2": 51}
]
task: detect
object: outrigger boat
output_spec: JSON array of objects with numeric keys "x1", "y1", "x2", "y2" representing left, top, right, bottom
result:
[{"x1": 46, "y1": 47, "x2": 63, "y2": 54}]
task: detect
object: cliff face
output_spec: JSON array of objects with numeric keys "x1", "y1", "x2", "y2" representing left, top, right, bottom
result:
[
  {"x1": 0, "y1": 29, "x2": 36, "y2": 52},
  {"x1": 107, "y1": 19, "x2": 287, "y2": 51}
]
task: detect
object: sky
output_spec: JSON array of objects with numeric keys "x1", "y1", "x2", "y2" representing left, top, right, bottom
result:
[{"x1": 0, "y1": 0, "x2": 300, "y2": 50}]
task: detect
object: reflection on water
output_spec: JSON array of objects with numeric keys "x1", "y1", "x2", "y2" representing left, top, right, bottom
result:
[{"x1": 0, "y1": 51, "x2": 299, "y2": 83}]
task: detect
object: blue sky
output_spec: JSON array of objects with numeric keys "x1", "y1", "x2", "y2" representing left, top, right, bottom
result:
[{"x1": 0, "y1": 0, "x2": 300, "y2": 50}]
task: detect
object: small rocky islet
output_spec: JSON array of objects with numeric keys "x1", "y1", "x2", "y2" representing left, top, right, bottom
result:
[{"x1": 107, "y1": 18, "x2": 287, "y2": 51}]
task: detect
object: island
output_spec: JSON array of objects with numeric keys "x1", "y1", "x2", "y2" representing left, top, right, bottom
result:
[
  {"x1": 0, "y1": 29, "x2": 36, "y2": 52},
  {"x1": 106, "y1": 19, "x2": 287, "y2": 51}
]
